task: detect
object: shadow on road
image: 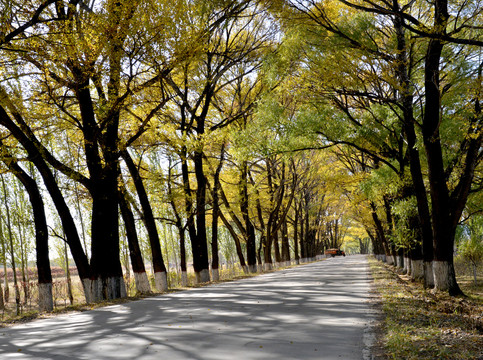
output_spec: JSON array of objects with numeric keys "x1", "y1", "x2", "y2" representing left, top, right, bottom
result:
[{"x1": 0, "y1": 255, "x2": 374, "y2": 360}]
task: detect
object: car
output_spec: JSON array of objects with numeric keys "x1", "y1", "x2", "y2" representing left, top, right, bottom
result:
[{"x1": 324, "y1": 248, "x2": 345, "y2": 257}]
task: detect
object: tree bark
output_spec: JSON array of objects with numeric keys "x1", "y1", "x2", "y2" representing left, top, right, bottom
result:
[
  {"x1": 281, "y1": 221, "x2": 291, "y2": 266},
  {"x1": 0, "y1": 105, "x2": 94, "y2": 301},
  {"x1": 240, "y1": 161, "x2": 257, "y2": 273},
  {"x1": 422, "y1": 0, "x2": 463, "y2": 295},
  {"x1": 2, "y1": 152, "x2": 53, "y2": 311},
  {"x1": 118, "y1": 188, "x2": 151, "y2": 294},
  {"x1": 121, "y1": 150, "x2": 167, "y2": 292}
]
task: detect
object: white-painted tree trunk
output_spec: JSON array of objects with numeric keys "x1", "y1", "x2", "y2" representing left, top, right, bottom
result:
[
  {"x1": 106, "y1": 276, "x2": 126, "y2": 299},
  {"x1": 38, "y1": 283, "x2": 53, "y2": 312},
  {"x1": 195, "y1": 269, "x2": 210, "y2": 284},
  {"x1": 134, "y1": 272, "x2": 151, "y2": 294},
  {"x1": 410, "y1": 260, "x2": 424, "y2": 281},
  {"x1": 82, "y1": 278, "x2": 102, "y2": 303},
  {"x1": 424, "y1": 261, "x2": 434, "y2": 288},
  {"x1": 295, "y1": 259, "x2": 300, "y2": 265},
  {"x1": 433, "y1": 260, "x2": 451, "y2": 292},
  {"x1": 403, "y1": 257, "x2": 410, "y2": 274},
  {"x1": 263, "y1": 263, "x2": 273, "y2": 271},
  {"x1": 386, "y1": 256, "x2": 394, "y2": 265},
  {"x1": 154, "y1": 271, "x2": 168, "y2": 292},
  {"x1": 83, "y1": 277, "x2": 125, "y2": 301},
  {"x1": 257, "y1": 264, "x2": 263, "y2": 272},
  {"x1": 181, "y1": 271, "x2": 188, "y2": 287},
  {"x1": 212, "y1": 269, "x2": 219, "y2": 281},
  {"x1": 241, "y1": 265, "x2": 248, "y2": 274},
  {"x1": 248, "y1": 264, "x2": 257, "y2": 273}
]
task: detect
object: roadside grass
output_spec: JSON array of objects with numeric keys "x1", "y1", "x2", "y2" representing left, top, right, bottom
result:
[{"x1": 368, "y1": 257, "x2": 483, "y2": 360}]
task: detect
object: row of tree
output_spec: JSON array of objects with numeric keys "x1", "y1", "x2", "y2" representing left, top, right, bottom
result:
[
  {"x1": 0, "y1": 0, "x2": 353, "y2": 312},
  {"x1": 0, "y1": 0, "x2": 480, "y2": 313},
  {"x1": 274, "y1": 0, "x2": 482, "y2": 295}
]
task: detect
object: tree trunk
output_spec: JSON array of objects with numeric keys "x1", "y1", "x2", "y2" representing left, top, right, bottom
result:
[
  {"x1": 300, "y1": 209, "x2": 306, "y2": 261},
  {"x1": 218, "y1": 210, "x2": 247, "y2": 271},
  {"x1": 4, "y1": 156, "x2": 53, "y2": 311},
  {"x1": 410, "y1": 243, "x2": 424, "y2": 281},
  {"x1": 211, "y1": 146, "x2": 225, "y2": 281},
  {"x1": 392, "y1": 4, "x2": 435, "y2": 288},
  {"x1": 0, "y1": 208, "x2": 8, "y2": 303},
  {"x1": 119, "y1": 189, "x2": 151, "y2": 294},
  {"x1": 193, "y1": 150, "x2": 210, "y2": 283},
  {"x1": 240, "y1": 161, "x2": 257, "y2": 273},
  {"x1": 281, "y1": 221, "x2": 291, "y2": 266},
  {"x1": 167, "y1": 159, "x2": 188, "y2": 287},
  {"x1": 177, "y1": 221, "x2": 188, "y2": 287},
  {"x1": 122, "y1": 151, "x2": 167, "y2": 292},
  {"x1": 2, "y1": 175, "x2": 21, "y2": 314},
  {"x1": 422, "y1": 11, "x2": 463, "y2": 294},
  {"x1": 211, "y1": 182, "x2": 220, "y2": 282},
  {"x1": 0, "y1": 106, "x2": 94, "y2": 301},
  {"x1": 293, "y1": 206, "x2": 300, "y2": 265},
  {"x1": 273, "y1": 229, "x2": 281, "y2": 265},
  {"x1": 64, "y1": 241, "x2": 74, "y2": 305}
]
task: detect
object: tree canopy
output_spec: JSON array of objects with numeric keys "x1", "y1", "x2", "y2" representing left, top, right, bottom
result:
[{"x1": 0, "y1": 0, "x2": 481, "y2": 311}]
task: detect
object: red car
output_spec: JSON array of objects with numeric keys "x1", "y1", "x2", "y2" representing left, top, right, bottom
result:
[{"x1": 324, "y1": 248, "x2": 345, "y2": 257}]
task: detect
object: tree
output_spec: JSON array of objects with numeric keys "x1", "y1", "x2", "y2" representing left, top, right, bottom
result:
[
  {"x1": 0, "y1": 143, "x2": 53, "y2": 311},
  {"x1": 274, "y1": 0, "x2": 482, "y2": 295},
  {"x1": 163, "y1": 0, "x2": 274, "y2": 282}
]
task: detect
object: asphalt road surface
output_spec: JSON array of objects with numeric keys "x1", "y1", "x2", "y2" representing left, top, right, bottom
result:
[{"x1": 0, "y1": 254, "x2": 376, "y2": 360}]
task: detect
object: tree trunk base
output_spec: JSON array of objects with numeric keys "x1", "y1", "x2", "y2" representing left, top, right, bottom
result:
[
  {"x1": 181, "y1": 271, "x2": 188, "y2": 287},
  {"x1": 38, "y1": 283, "x2": 53, "y2": 312},
  {"x1": 410, "y1": 260, "x2": 424, "y2": 281},
  {"x1": 433, "y1": 260, "x2": 464, "y2": 296},
  {"x1": 154, "y1": 271, "x2": 168, "y2": 292},
  {"x1": 386, "y1": 256, "x2": 394, "y2": 265},
  {"x1": 82, "y1": 278, "x2": 101, "y2": 303},
  {"x1": 196, "y1": 269, "x2": 210, "y2": 284},
  {"x1": 106, "y1": 276, "x2": 127, "y2": 299},
  {"x1": 247, "y1": 264, "x2": 257, "y2": 273},
  {"x1": 403, "y1": 257, "x2": 410, "y2": 274},
  {"x1": 424, "y1": 261, "x2": 434, "y2": 288},
  {"x1": 212, "y1": 269, "x2": 219, "y2": 281},
  {"x1": 134, "y1": 272, "x2": 151, "y2": 294},
  {"x1": 263, "y1": 263, "x2": 273, "y2": 271}
]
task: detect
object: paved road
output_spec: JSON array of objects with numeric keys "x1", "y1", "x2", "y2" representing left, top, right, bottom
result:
[{"x1": 0, "y1": 255, "x2": 375, "y2": 360}]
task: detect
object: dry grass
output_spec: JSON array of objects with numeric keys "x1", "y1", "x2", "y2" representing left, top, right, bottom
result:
[
  {"x1": 368, "y1": 257, "x2": 483, "y2": 360},
  {"x1": 0, "y1": 264, "x2": 255, "y2": 326}
]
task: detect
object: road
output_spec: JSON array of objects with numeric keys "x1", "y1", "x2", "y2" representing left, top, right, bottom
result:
[{"x1": 0, "y1": 255, "x2": 376, "y2": 360}]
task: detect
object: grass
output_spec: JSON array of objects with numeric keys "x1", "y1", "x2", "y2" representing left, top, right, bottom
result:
[{"x1": 368, "y1": 257, "x2": 483, "y2": 360}]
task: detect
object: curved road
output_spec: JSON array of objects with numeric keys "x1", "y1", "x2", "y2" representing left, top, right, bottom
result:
[{"x1": 0, "y1": 255, "x2": 375, "y2": 359}]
